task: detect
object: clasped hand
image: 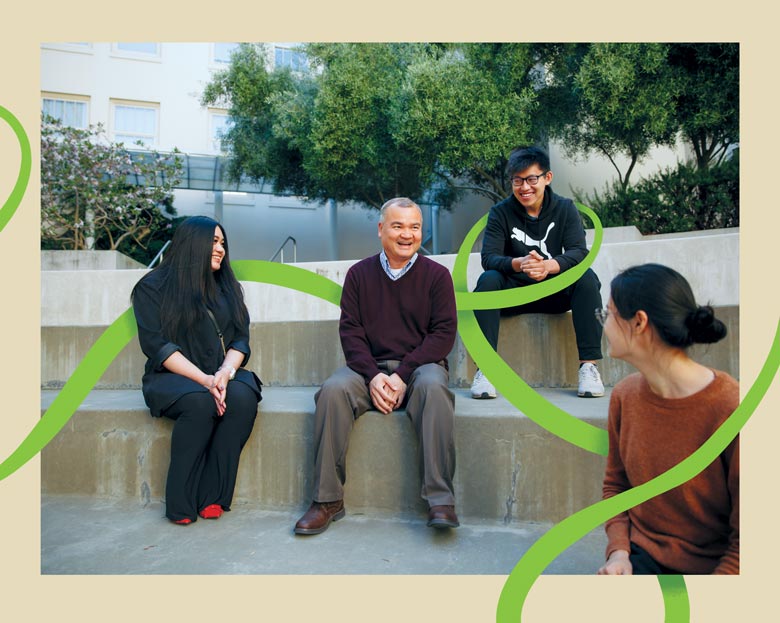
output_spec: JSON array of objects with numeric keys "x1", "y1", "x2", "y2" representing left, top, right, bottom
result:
[
  {"x1": 515, "y1": 250, "x2": 549, "y2": 282},
  {"x1": 369, "y1": 372, "x2": 407, "y2": 414},
  {"x1": 203, "y1": 368, "x2": 232, "y2": 416}
]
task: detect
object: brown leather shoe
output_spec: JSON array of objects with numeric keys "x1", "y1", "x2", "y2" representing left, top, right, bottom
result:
[
  {"x1": 427, "y1": 505, "x2": 459, "y2": 529},
  {"x1": 294, "y1": 500, "x2": 346, "y2": 535}
]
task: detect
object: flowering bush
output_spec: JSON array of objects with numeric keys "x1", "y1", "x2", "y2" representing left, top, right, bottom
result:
[{"x1": 41, "y1": 115, "x2": 183, "y2": 263}]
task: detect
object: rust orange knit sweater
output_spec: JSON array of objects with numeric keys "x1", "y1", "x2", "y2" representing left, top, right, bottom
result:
[{"x1": 603, "y1": 370, "x2": 739, "y2": 575}]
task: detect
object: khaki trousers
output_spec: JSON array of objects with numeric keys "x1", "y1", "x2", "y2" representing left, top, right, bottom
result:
[{"x1": 311, "y1": 361, "x2": 456, "y2": 507}]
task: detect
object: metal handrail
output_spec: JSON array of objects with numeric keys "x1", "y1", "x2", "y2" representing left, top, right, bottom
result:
[
  {"x1": 269, "y1": 236, "x2": 297, "y2": 263},
  {"x1": 147, "y1": 239, "x2": 172, "y2": 268}
]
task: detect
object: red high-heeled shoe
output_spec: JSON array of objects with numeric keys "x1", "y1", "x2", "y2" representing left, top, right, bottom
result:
[{"x1": 199, "y1": 504, "x2": 223, "y2": 519}]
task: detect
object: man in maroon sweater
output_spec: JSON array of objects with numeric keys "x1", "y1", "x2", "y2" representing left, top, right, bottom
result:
[{"x1": 294, "y1": 197, "x2": 459, "y2": 535}]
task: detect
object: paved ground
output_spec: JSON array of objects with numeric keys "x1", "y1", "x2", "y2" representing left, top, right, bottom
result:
[{"x1": 41, "y1": 495, "x2": 607, "y2": 575}]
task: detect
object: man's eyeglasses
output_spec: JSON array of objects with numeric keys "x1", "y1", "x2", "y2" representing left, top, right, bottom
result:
[
  {"x1": 510, "y1": 172, "x2": 548, "y2": 187},
  {"x1": 594, "y1": 308, "x2": 611, "y2": 327}
]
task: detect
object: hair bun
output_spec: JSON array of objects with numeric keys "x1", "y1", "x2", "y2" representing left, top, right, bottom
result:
[{"x1": 686, "y1": 305, "x2": 727, "y2": 344}]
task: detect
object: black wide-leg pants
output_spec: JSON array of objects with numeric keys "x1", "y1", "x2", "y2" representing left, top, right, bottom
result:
[{"x1": 161, "y1": 381, "x2": 258, "y2": 522}]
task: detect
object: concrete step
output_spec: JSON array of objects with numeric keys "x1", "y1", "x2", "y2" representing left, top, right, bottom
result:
[
  {"x1": 456, "y1": 305, "x2": 739, "y2": 389},
  {"x1": 41, "y1": 386, "x2": 610, "y2": 524},
  {"x1": 41, "y1": 306, "x2": 739, "y2": 390},
  {"x1": 41, "y1": 494, "x2": 607, "y2": 575}
]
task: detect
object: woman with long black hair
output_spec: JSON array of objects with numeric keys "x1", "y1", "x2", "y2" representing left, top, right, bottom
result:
[
  {"x1": 132, "y1": 216, "x2": 262, "y2": 525},
  {"x1": 597, "y1": 263, "x2": 738, "y2": 575}
]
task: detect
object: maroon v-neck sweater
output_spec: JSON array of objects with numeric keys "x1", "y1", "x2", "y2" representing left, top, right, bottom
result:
[
  {"x1": 603, "y1": 370, "x2": 740, "y2": 574},
  {"x1": 338, "y1": 254, "x2": 457, "y2": 384}
]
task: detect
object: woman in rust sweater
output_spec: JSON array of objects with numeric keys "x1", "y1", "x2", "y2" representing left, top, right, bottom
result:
[{"x1": 597, "y1": 263, "x2": 739, "y2": 575}]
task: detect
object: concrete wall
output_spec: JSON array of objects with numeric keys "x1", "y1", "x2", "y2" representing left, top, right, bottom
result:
[
  {"x1": 42, "y1": 250, "x2": 145, "y2": 271},
  {"x1": 549, "y1": 137, "x2": 692, "y2": 201},
  {"x1": 42, "y1": 307, "x2": 739, "y2": 390},
  {"x1": 41, "y1": 228, "x2": 740, "y2": 327}
]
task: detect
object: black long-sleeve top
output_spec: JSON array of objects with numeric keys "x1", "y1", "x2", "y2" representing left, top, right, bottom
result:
[
  {"x1": 481, "y1": 187, "x2": 588, "y2": 284},
  {"x1": 132, "y1": 268, "x2": 261, "y2": 416}
]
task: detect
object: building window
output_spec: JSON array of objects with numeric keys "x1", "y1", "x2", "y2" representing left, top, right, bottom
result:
[
  {"x1": 274, "y1": 45, "x2": 307, "y2": 72},
  {"x1": 111, "y1": 100, "x2": 158, "y2": 147},
  {"x1": 209, "y1": 111, "x2": 232, "y2": 153},
  {"x1": 41, "y1": 93, "x2": 89, "y2": 128},
  {"x1": 112, "y1": 43, "x2": 161, "y2": 60},
  {"x1": 213, "y1": 43, "x2": 240, "y2": 64}
]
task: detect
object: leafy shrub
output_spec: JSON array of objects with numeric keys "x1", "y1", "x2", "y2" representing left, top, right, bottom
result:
[{"x1": 576, "y1": 154, "x2": 738, "y2": 234}]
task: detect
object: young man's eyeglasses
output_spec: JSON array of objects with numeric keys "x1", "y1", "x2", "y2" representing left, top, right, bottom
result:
[
  {"x1": 510, "y1": 171, "x2": 548, "y2": 187},
  {"x1": 594, "y1": 308, "x2": 611, "y2": 327}
]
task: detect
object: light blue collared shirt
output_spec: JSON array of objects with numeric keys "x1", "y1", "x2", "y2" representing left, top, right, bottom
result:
[{"x1": 379, "y1": 250, "x2": 418, "y2": 281}]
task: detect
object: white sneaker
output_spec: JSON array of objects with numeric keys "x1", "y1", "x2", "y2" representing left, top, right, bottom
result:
[
  {"x1": 470, "y1": 369, "x2": 496, "y2": 399},
  {"x1": 578, "y1": 362, "x2": 604, "y2": 397}
]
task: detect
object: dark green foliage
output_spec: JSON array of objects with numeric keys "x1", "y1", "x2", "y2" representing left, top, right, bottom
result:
[
  {"x1": 202, "y1": 42, "x2": 540, "y2": 209},
  {"x1": 577, "y1": 153, "x2": 739, "y2": 234},
  {"x1": 202, "y1": 42, "x2": 738, "y2": 233},
  {"x1": 667, "y1": 43, "x2": 739, "y2": 170}
]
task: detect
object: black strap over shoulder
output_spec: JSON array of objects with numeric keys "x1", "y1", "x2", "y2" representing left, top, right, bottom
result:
[{"x1": 205, "y1": 308, "x2": 227, "y2": 357}]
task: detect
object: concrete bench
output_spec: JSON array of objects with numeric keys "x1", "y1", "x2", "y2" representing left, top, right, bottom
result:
[{"x1": 41, "y1": 386, "x2": 609, "y2": 524}]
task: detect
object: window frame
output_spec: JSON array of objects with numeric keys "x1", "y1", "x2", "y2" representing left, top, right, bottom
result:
[
  {"x1": 41, "y1": 92, "x2": 90, "y2": 129},
  {"x1": 208, "y1": 109, "x2": 231, "y2": 154},
  {"x1": 273, "y1": 44, "x2": 308, "y2": 73},
  {"x1": 110, "y1": 99, "x2": 160, "y2": 148},
  {"x1": 110, "y1": 43, "x2": 162, "y2": 62},
  {"x1": 212, "y1": 42, "x2": 241, "y2": 66}
]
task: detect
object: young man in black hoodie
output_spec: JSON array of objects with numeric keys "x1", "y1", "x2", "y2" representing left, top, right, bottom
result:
[{"x1": 470, "y1": 145, "x2": 605, "y2": 399}]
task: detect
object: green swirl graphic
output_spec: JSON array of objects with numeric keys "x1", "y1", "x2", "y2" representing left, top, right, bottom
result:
[
  {"x1": 453, "y1": 205, "x2": 603, "y2": 311},
  {"x1": 453, "y1": 204, "x2": 608, "y2": 455},
  {"x1": 659, "y1": 575, "x2": 691, "y2": 621},
  {"x1": 0, "y1": 107, "x2": 774, "y2": 623},
  {"x1": 452, "y1": 206, "x2": 779, "y2": 622},
  {"x1": 0, "y1": 106, "x2": 32, "y2": 233},
  {"x1": 0, "y1": 262, "x2": 342, "y2": 482},
  {"x1": 0, "y1": 308, "x2": 137, "y2": 481},
  {"x1": 495, "y1": 321, "x2": 779, "y2": 621}
]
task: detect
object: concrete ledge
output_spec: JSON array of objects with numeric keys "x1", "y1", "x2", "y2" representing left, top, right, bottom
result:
[
  {"x1": 41, "y1": 307, "x2": 739, "y2": 390},
  {"x1": 41, "y1": 387, "x2": 609, "y2": 523},
  {"x1": 41, "y1": 229, "x2": 739, "y2": 327},
  {"x1": 42, "y1": 250, "x2": 145, "y2": 271}
]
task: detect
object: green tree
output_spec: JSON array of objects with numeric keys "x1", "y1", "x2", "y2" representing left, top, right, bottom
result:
[
  {"x1": 41, "y1": 116, "x2": 182, "y2": 263},
  {"x1": 398, "y1": 43, "x2": 538, "y2": 202},
  {"x1": 202, "y1": 42, "x2": 542, "y2": 209},
  {"x1": 667, "y1": 43, "x2": 739, "y2": 170},
  {"x1": 302, "y1": 43, "x2": 434, "y2": 207},
  {"x1": 201, "y1": 43, "x2": 307, "y2": 195},
  {"x1": 559, "y1": 43, "x2": 680, "y2": 191}
]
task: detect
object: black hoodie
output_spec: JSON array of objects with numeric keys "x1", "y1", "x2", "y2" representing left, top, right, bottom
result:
[{"x1": 480, "y1": 187, "x2": 588, "y2": 285}]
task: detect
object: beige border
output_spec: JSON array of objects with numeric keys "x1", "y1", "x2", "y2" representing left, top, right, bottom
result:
[{"x1": 4, "y1": 4, "x2": 779, "y2": 621}]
